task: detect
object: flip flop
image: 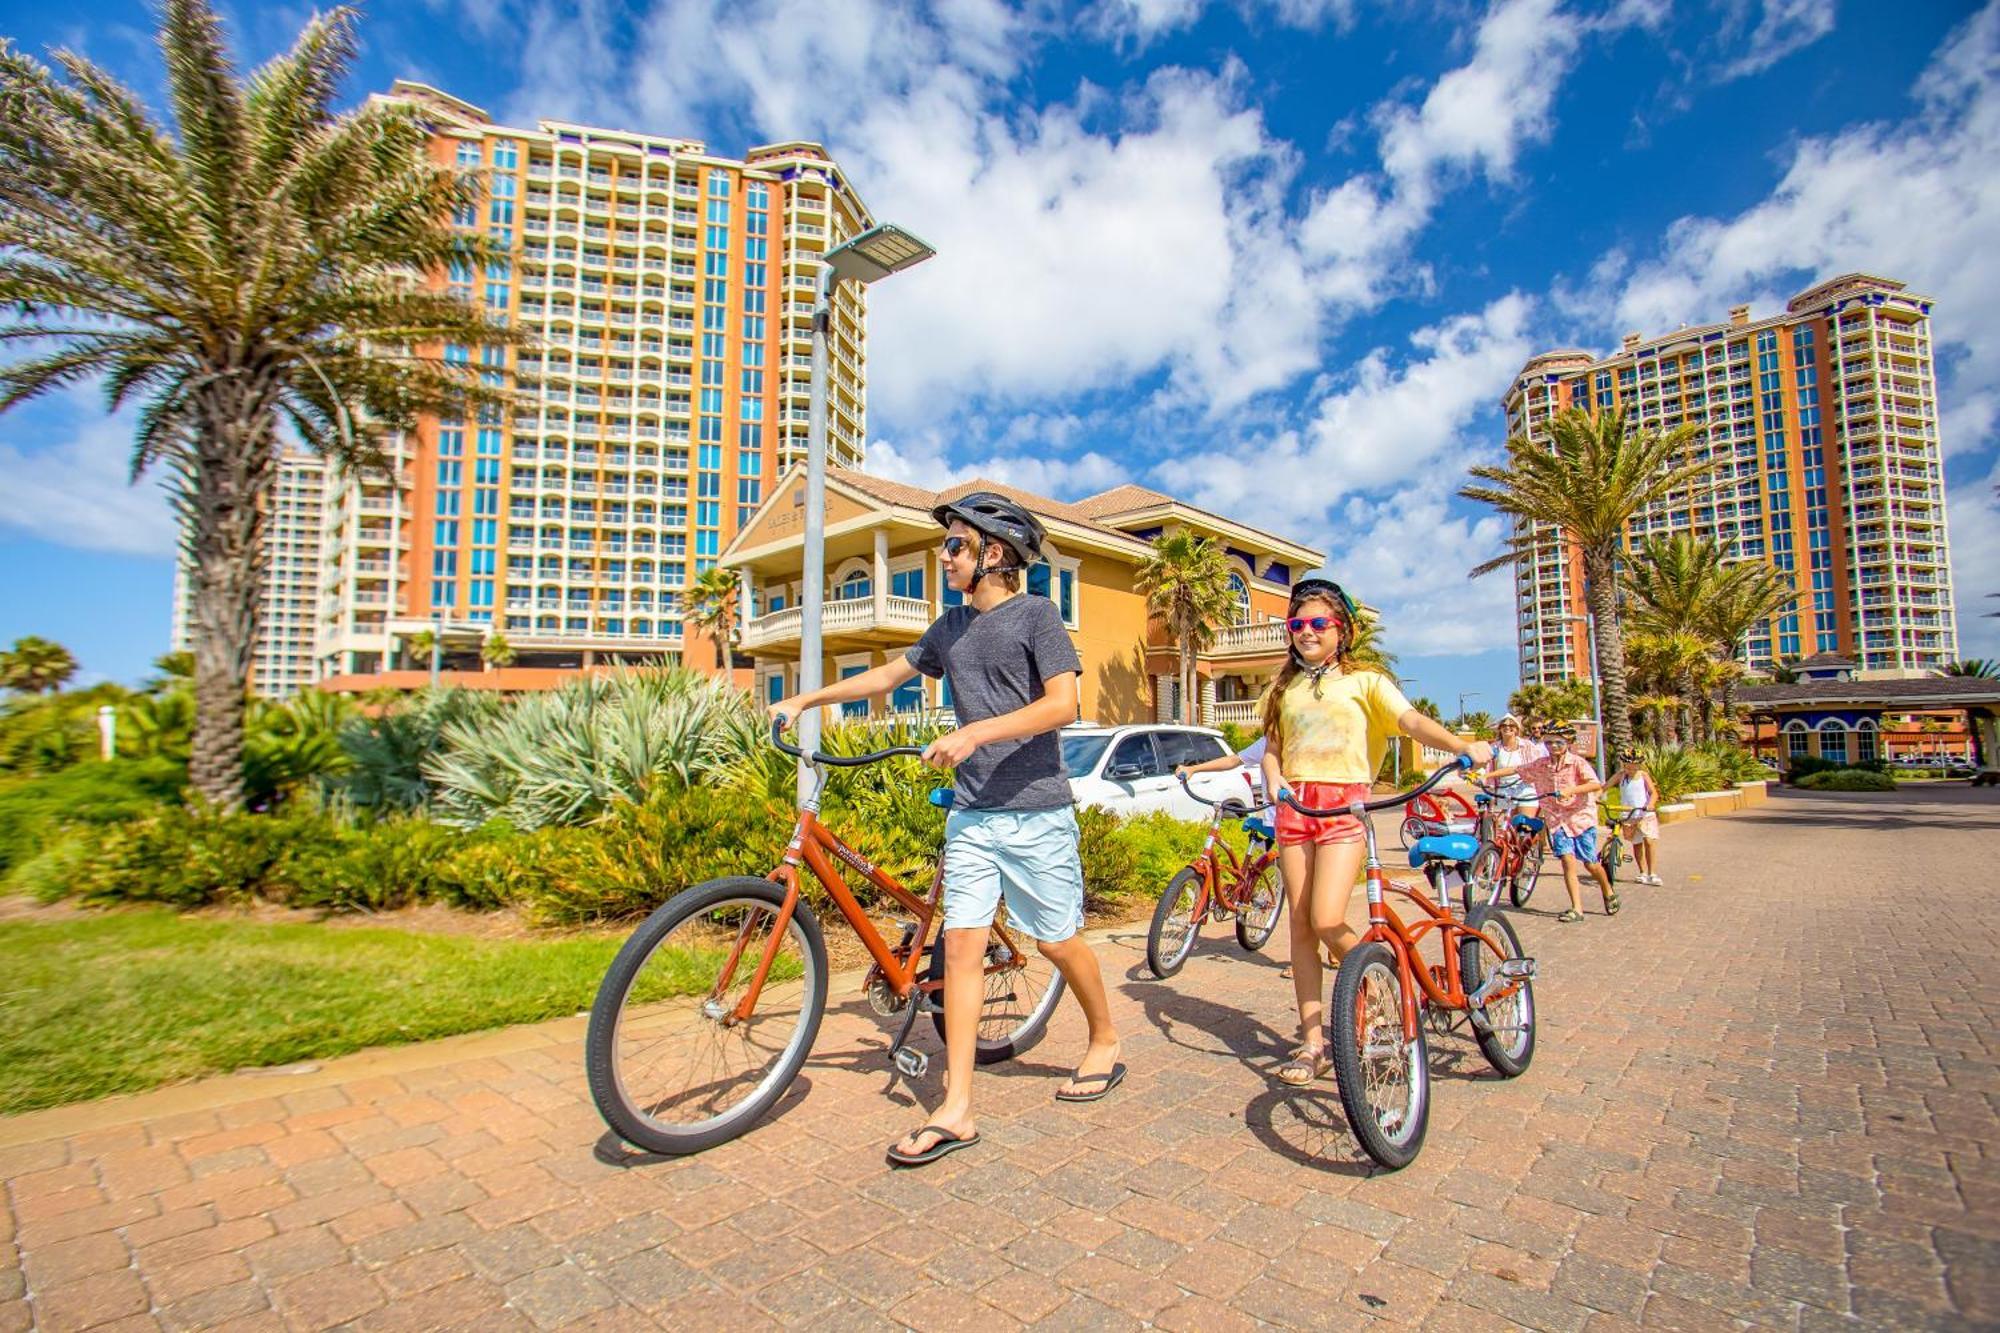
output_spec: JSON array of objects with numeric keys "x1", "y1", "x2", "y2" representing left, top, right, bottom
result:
[
  {"x1": 1055, "y1": 1063, "x2": 1127, "y2": 1103},
  {"x1": 885, "y1": 1124, "x2": 980, "y2": 1168},
  {"x1": 1557, "y1": 908, "x2": 1583, "y2": 924},
  {"x1": 1603, "y1": 888, "x2": 1622, "y2": 916}
]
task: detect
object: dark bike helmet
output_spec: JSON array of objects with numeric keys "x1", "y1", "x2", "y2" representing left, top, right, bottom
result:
[
  {"x1": 933, "y1": 490, "x2": 1046, "y2": 576},
  {"x1": 1288, "y1": 576, "x2": 1359, "y2": 622}
]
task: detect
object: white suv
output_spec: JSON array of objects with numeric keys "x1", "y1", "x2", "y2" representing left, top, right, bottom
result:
[{"x1": 1062, "y1": 724, "x2": 1259, "y2": 821}]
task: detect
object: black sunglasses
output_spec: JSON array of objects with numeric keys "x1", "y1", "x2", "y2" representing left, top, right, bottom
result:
[{"x1": 939, "y1": 535, "x2": 973, "y2": 557}]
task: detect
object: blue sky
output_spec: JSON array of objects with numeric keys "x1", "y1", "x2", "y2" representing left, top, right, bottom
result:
[{"x1": 3, "y1": 0, "x2": 1998, "y2": 709}]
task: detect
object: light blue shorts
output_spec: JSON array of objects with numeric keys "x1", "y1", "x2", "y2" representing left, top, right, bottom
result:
[
  {"x1": 1549, "y1": 826, "x2": 1600, "y2": 862},
  {"x1": 941, "y1": 806, "x2": 1086, "y2": 942}
]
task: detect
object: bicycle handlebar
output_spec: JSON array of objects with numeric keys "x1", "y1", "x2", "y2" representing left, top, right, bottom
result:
[
  {"x1": 1174, "y1": 770, "x2": 1272, "y2": 814},
  {"x1": 769, "y1": 717, "x2": 927, "y2": 767},
  {"x1": 1276, "y1": 753, "x2": 1473, "y2": 818}
]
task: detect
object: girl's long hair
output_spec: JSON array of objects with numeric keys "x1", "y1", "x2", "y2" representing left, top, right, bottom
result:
[{"x1": 1258, "y1": 589, "x2": 1356, "y2": 763}]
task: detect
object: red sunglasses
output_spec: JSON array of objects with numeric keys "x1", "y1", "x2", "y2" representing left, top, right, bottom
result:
[{"x1": 1286, "y1": 615, "x2": 1342, "y2": 634}]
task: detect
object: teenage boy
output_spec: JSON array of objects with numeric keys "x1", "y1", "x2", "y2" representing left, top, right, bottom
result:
[
  {"x1": 769, "y1": 492, "x2": 1122, "y2": 1168},
  {"x1": 1486, "y1": 725, "x2": 1618, "y2": 923}
]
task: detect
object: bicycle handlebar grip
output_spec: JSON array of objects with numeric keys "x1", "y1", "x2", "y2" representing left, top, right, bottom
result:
[{"x1": 770, "y1": 717, "x2": 804, "y2": 758}]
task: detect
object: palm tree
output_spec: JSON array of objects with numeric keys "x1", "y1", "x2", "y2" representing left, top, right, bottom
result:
[
  {"x1": 1408, "y1": 695, "x2": 1444, "y2": 722},
  {"x1": 1937, "y1": 659, "x2": 2000, "y2": 679},
  {"x1": 1135, "y1": 532, "x2": 1234, "y2": 724},
  {"x1": 405, "y1": 630, "x2": 438, "y2": 672},
  {"x1": 1345, "y1": 610, "x2": 1399, "y2": 675},
  {"x1": 1462, "y1": 407, "x2": 1720, "y2": 756},
  {"x1": 1697, "y1": 561, "x2": 1797, "y2": 731},
  {"x1": 1622, "y1": 534, "x2": 1725, "y2": 638},
  {"x1": 1, "y1": 2, "x2": 526, "y2": 807},
  {"x1": 481, "y1": 632, "x2": 517, "y2": 670},
  {"x1": 685, "y1": 566, "x2": 741, "y2": 671},
  {"x1": 0, "y1": 636, "x2": 78, "y2": 694}
]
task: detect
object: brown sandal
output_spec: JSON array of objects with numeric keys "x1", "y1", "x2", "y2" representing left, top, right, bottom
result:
[{"x1": 1275, "y1": 1046, "x2": 1330, "y2": 1086}]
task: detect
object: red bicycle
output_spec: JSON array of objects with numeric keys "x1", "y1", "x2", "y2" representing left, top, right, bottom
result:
[
  {"x1": 1469, "y1": 783, "x2": 1549, "y2": 908},
  {"x1": 1280, "y1": 759, "x2": 1539, "y2": 1170},
  {"x1": 1144, "y1": 773, "x2": 1283, "y2": 978},
  {"x1": 1397, "y1": 787, "x2": 1477, "y2": 849}
]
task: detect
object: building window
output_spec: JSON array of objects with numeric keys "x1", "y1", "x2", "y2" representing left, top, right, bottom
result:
[
  {"x1": 890, "y1": 567, "x2": 924, "y2": 601},
  {"x1": 839, "y1": 664, "x2": 867, "y2": 719},
  {"x1": 892, "y1": 678, "x2": 923, "y2": 713},
  {"x1": 1785, "y1": 724, "x2": 1810, "y2": 760},
  {"x1": 838, "y1": 569, "x2": 870, "y2": 601},
  {"x1": 1229, "y1": 573, "x2": 1251, "y2": 626},
  {"x1": 1818, "y1": 721, "x2": 1848, "y2": 765},
  {"x1": 1855, "y1": 722, "x2": 1879, "y2": 764}
]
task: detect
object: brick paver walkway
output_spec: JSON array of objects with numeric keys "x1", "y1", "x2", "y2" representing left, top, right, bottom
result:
[{"x1": 4, "y1": 786, "x2": 1998, "y2": 1331}]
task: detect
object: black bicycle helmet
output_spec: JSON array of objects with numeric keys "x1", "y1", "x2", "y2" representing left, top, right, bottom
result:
[
  {"x1": 932, "y1": 490, "x2": 1046, "y2": 569},
  {"x1": 1288, "y1": 576, "x2": 1359, "y2": 621}
]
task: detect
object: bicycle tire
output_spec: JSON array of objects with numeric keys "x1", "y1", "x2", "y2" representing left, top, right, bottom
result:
[
  {"x1": 1458, "y1": 908, "x2": 1536, "y2": 1078},
  {"x1": 925, "y1": 907, "x2": 1067, "y2": 1063},
  {"x1": 1326, "y1": 941, "x2": 1431, "y2": 1170},
  {"x1": 1234, "y1": 856, "x2": 1284, "y2": 952},
  {"x1": 1147, "y1": 868, "x2": 1205, "y2": 978},
  {"x1": 1509, "y1": 839, "x2": 1545, "y2": 909},
  {"x1": 1600, "y1": 834, "x2": 1623, "y2": 886},
  {"x1": 586, "y1": 877, "x2": 827, "y2": 1156},
  {"x1": 1468, "y1": 844, "x2": 1504, "y2": 918}
]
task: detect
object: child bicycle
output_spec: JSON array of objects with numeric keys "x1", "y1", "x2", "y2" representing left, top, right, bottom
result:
[
  {"x1": 1144, "y1": 773, "x2": 1283, "y2": 978},
  {"x1": 1467, "y1": 781, "x2": 1551, "y2": 908},
  {"x1": 1278, "y1": 758, "x2": 1539, "y2": 1170},
  {"x1": 1597, "y1": 798, "x2": 1651, "y2": 886},
  {"x1": 584, "y1": 722, "x2": 1063, "y2": 1155}
]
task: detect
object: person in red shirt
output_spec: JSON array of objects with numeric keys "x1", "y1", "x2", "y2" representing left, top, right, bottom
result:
[{"x1": 1486, "y1": 725, "x2": 1619, "y2": 922}]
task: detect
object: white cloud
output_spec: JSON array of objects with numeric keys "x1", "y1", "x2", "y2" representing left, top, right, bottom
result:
[
  {"x1": 1091, "y1": 0, "x2": 1359, "y2": 42},
  {"x1": 867, "y1": 430, "x2": 1128, "y2": 500},
  {"x1": 0, "y1": 399, "x2": 178, "y2": 557},
  {"x1": 1599, "y1": 4, "x2": 2000, "y2": 409},
  {"x1": 1943, "y1": 461, "x2": 2000, "y2": 658},
  {"x1": 1716, "y1": 0, "x2": 1838, "y2": 82}
]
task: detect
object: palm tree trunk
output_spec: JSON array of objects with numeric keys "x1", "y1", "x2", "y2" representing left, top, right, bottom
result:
[
  {"x1": 1179, "y1": 624, "x2": 1195, "y2": 724},
  {"x1": 1585, "y1": 548, "x2": 1633, "y2": 758},
  {"x1": 185, "y1": 382, "x2": 279, "y2": 810}
]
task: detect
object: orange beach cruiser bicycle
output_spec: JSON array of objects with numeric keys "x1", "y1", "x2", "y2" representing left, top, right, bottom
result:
[
  {"x1": 586, "y1": 722, "x2": 1063, "y2": 1155},
  {"x1": 1144, "y1": 772, "x2": 1284, "y2": 978}
]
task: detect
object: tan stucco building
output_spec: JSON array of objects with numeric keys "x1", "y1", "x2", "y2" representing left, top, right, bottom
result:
[{"x1": 721, "y1": 467, "x2": 1325, "y2": 726}]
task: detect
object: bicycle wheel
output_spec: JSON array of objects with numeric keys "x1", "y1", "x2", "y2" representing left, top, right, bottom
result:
[
  {"x1": 1600, "y1": 834, "x2": 1623, "y2": 886},
  {"x1": 1509, "y1": 839, "x2": 1545, "y2": 909},
  {"x1": 1458, "y1": 908, "x2": 1536, "y2": 1078},
  {"x1": 586, "y1": 877, "x2": 827, "y2": 1156},
  {"x1": 926, "y1": 904, "x2": 1067, "y2": 1063},
  {"x1": 1146, "y1": 868, "x2": 1205, "y2": 978},
  {"x1": 1468, "y1": 844, "x2": 1504, "y2": 917},
  {"x1": 1397, "y1": 814, "x2": 1423, "y2": 850},
  {"x1": 1327, "y1": 941, "x2": 1431, "y2": 1170},
  {"x1": 1234, "y1": 856, "x2": 1284, "y2": 953}
]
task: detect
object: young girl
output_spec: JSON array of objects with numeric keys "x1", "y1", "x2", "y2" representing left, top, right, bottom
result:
[
  {"x1": 1258, "y1": 578, "x2": 1491, "y2": 1086},
  {"x1": 1612, "y1": 750, "x2": 1663, "y2": 885}
]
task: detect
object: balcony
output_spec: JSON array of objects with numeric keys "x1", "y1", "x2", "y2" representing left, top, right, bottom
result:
[
  {"x1": 1205, "y1": 620, "x2": 1289, "y2": 658},
  {"x1": 739, "y1": 595, "x2": 932, "y2": 652}
]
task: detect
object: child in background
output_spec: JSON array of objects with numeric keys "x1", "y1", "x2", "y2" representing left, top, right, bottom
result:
[
  {"x1": 1486, "y1": 724, "x2": 1616, "y2": 923},
  {"x1": 1612, "y1": 750, "x2": 1663, "y2": 885}
]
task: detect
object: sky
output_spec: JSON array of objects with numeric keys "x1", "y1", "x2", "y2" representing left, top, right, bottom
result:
[{"x1": 2, "y1": 0, "x2": 1998, "y2": 710}]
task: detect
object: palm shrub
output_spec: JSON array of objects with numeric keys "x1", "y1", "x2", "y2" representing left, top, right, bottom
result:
[
  {"x1": 424, "y1": 669, "x2": 761, "y2": 829},
  {"x1": 1692, "y1": 740, "x2": 1776, "y2": 785},
  {"x1": 0, "y1": 1, "x2": 528, "y2": 807},
  {"x1": 336, "y1": 687, "x2": 501, "y2": 816},
  {"x1": 244, "y1": 689, "x2": 355, "y2": 807},
  {"x1": 0, "y1": 637, "x2": 78, "y2": 694},
  {"x1": 1635, "y1": 744, "x2": 1723, "y2": 805}
]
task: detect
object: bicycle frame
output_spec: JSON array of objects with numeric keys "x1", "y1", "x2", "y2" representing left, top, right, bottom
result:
[
  {"x1": 1188, "y1": 811, "x2": 1276, "y2": 914},
  {"x1": 722, "y1": 752, "x2": 1029, "y2": 1027}
]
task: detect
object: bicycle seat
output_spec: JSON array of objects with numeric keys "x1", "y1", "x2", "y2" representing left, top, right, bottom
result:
[
  {"x1": 1510, "y1": 813, "x2": 1544, "y2": 834},
  {"x1": 1242, "y1": 814, "x2": 1274, "y2": 841},
  {"x1": 1407, "y1": 833, "x2": 1479, "y2": 868},
  {"x1": 928, "y1": 788, "x2": 955, "y2": 809}
]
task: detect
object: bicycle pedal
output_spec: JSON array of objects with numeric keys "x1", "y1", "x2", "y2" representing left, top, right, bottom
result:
[
  {"x1": 915, "y1": 991, "x2": 945, "y2": 1015},
  {"x1": 891, "y1": 1047, "x2": 929, "y2": 1078},
  {"x1": 1498, "y1": 957, "x2": 1537, "y2": 979}
]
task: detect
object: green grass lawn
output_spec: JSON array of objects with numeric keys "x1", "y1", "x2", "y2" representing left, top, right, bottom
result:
[{"x1": 0, "y1": 909, "x2": 636, "y2": 1115}]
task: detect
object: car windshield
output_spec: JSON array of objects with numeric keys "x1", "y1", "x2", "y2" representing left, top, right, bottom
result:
[{"x1": 1061, "y1": 734, "x2": 1113, "y2": 778}]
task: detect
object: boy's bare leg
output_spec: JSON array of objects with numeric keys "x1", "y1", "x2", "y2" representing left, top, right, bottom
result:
[
  {"x1": 1035, "y1": 933, "x2": 1121, "y2": 1089},
  {"x1": 1559, "y1": 856, "x2": 1584, "y2": 913},
  {"x1": 894, "y1": 926, "x2": 987, "y2": 1157}
]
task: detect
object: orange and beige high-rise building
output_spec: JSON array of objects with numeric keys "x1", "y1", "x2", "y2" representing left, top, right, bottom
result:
[
  {"x1": 1503, "y1": 273, "x2": 1956, "y2": 686},
  {"x1": 315, "y1": 82, "x2": 874, "y2": 682}
]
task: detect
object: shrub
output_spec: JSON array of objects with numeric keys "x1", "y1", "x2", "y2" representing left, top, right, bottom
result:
[
  {"x1": 1783, "y1": 754, "x2": 1885, "y2": 783},
  {"x1": 1075, "y1": 805, "x2": 1145, "y2": 912},
  {"x1": 0, "y1": 757, "x2": 185, "y2": 873},
  {"x1": 1692, "y1": 741, "x2": 1777, "y2": 785},
  {"x1": 337, "y1": 688, "x2": 503, "y2": 816},
  {"x1": 63, "y1": 807, "x2": 319, "y2": 907},
  {"x1": 1219, "y1": 722, "x2": 1260, "y2": 753},
  {"x1": 1636, "y1": 745, "x2": 1723, "y2": 804},
  {"x1": 1795, "y1": 768, "x2": 1897, "y2": 792}
]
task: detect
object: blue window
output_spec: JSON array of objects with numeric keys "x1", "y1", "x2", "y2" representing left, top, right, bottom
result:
[
  {"x1": 434, "y1": 520, "x2": 459, "y2": 547},
  {"x1": 708, "y1": 174, "x2": 730, "y2": 197},
  {"x1": 767, "y1": 674, "x2": 785, "y2": 706},
  {"x1": 437, "y1": 461, "x2": 462, "y2": 487},
  {"x1": 839, "y1": 569, "x2": 871, "y2": 600},
  {"x1": 456, "y1": 141, "x2": 481, "y2": 167},
  {"x1": 840, "y1": 664, "x2": 867, "y2": 719},
  {"x1": 892, "y1": 678, "x2": 923, "y2": 714},
  {"x1": 891, "y1": 567, "x2": 924, "y2": 600}
]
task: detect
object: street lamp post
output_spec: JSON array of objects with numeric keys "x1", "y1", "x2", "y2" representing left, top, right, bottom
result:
[
  {"x1": 1456, "y1": 690, "x2": 1480, "y2": 731},
  {"x1": 798, "y1": 224, "x2": 936, "y2": 803}
]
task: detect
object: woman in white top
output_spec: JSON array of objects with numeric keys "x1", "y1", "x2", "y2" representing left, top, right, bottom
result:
[{"x1": 1490, "y1": 715, "x2": 1545, "y2": 817}]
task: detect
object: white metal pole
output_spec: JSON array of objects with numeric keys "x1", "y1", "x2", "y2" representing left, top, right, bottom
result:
[
  {"x1": 798, "y1": 265, "x2": 834, "y2": 805},
  {"x1": 97, "y1": 705, "x2": 116, "y2": 761}
]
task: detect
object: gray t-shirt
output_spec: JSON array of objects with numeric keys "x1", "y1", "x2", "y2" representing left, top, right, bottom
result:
[{"x1": 905, "y1": 594, "x2": 1082, "y2": 811}]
